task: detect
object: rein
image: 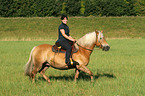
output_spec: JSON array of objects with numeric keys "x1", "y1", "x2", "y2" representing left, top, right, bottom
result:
[{"x1": 76, "y1": 42, "x2": 93, "y2": 51}]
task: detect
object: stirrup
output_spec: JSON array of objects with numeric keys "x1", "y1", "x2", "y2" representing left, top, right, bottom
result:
[
  {"x1": 70, "y1": 58, "x2": 73, "y2": 65},
  {"x1": 70, "y1": 58, "x2": 79, "y2": 65}
]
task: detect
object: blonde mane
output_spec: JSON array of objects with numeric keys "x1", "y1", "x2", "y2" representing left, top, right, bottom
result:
[{"x1": 77, "y1": 32, "x2": 96, "y2": 47}]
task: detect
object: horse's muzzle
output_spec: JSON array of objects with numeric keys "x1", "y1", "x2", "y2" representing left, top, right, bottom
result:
[{"x1": 102, "y1": 46, "x2": 110, "y2": 51}]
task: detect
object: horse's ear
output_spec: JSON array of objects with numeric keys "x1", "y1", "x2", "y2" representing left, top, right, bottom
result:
[
  {"x1": 95, "y1": 29, "x2": 99, "y2": 35},
  {"x1": 95, "y1": 29, "x2": 98, "y2": 32}
]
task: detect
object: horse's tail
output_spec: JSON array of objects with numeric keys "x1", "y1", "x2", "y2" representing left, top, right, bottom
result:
[{"x1": 24, "y1": 46, "x2": 36, "y2": 77}]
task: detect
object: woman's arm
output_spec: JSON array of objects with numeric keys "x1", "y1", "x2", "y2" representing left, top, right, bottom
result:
[{"x1": 60, "y1": 29, "x2": 76, "y2": 42}]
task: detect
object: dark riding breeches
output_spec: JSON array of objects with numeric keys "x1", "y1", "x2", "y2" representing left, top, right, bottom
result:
[{"x1": 58, "y1": 40, "x2": 72, "y2": 64}]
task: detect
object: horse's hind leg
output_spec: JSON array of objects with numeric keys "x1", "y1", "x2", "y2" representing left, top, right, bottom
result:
[
  {"x1": 74, "y1": 68, "x2": 80, "y2": 82},
  {"x1": 31, "y1": 66, "x2": 39, "y2": 83},
  {"x1": 76, "y1": 65, "x2": 94, "y2": 82},
  {"x1": 39, "y1": 63, "x2": 50, "y2": 83}
]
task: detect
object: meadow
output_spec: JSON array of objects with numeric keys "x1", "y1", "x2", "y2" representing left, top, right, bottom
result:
[
  {"x1": 0, "y1": 17, "x2": 145, "y2": 96},
  {"x1": 0, "y1": 39, "x2": 144, "y2": 96},
  {"x1": 0, "y1": 17, "x2": 145, "y2": 41}
]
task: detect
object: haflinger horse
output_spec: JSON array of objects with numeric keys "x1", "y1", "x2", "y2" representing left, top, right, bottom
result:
[{"x1": 25, "y1": 30, "x2": 110, "y2": 83}]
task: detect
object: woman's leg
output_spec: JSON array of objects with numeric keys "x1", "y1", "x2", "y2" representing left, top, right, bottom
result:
[{"x1": 59, "y1": 40, "x2": 72, "y2": 64}]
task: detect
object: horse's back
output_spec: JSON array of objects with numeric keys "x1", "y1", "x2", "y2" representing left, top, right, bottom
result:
[
  {"x1": 33, "y1": 44, "x2": 53, "y2": 55},
  {"x1": 37, "y1": 44, "x2": 52, "y2": 49}
]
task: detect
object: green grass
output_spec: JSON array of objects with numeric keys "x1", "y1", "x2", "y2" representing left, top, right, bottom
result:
[
  {"x1": 0, "y1": 17, "x2": 145, "y2": 41},
  {"x1": 0, "y1": 39, "x2": 144, "y2": 96}
]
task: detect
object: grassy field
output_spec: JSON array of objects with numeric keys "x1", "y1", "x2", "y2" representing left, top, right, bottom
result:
[
  {"x1": 0, "y1": 17, "x2": 145, "y2": 96},
  {"x1": 0, "y1": 39, "x2": 144, "y2": 96},
  {"x1": 0, "y1": 17, "x2": 145, "y2": 41}
]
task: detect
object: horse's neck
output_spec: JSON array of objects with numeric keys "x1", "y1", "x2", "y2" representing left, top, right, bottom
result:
[
  {"x1": 79, "y1": 43, "x2": 95, "y2": 56},
  {"x1": 77, "y1": 32, "x2": 97, "y2": 55}
]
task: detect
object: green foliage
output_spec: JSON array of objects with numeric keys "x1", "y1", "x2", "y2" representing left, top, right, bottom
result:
[
  {"x1": 65, "y1": 0, "x2": 81, "y2": 16},
  {"x1": 84, "y1": 0, "x2": 101, "y2": 16},
  {"x1": 80, "y1": 0, "x2": 85, "y2": 15},
  {"x1": 134, "y1": 0, "x2": 145, "y2": 16},
  {"x1": 84, "y1": 0, "x2": 136, "y2": 16},
  {"x1": 35, "y1": 0, "x2": 63, "y2": 17},
  {"x1": 61, "y1": 2, "x2": 66, "y2": 15},
  {"x1": 0, "y1": 0, "x2": 14, "y2": 17},
  {"x1": 35, "y1": 0, "x2": 55, "y2": 17},
  {"x1": 0, "y1": 0, "x2": 144, "y2": 17},
  {"x1": 15, "y1": 0, "x2": 36, "y2": 17}
]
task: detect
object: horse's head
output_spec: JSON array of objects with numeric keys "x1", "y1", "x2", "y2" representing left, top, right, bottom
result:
[{"x1": 95, "y1": 30, "x2": 110, "y2": 51}]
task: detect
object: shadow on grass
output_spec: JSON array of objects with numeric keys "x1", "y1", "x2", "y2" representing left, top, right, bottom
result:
[
  {"x1": 76, "y1": 72, "x2": 116, "y2": 81},
  {"x1": 95, "y1": 72, "x2": 116, "y2": 79},
  {"x1": 37, "y1": 72, "x2": 116, "y2": 81}
]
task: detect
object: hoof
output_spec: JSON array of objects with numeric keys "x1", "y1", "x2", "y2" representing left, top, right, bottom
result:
[
  {"x1": 91, "y1": 79, "x2": 94, "y2": 83},
  {"x1": 47, "y1": 79, "x2": 51, "y2": 83}
]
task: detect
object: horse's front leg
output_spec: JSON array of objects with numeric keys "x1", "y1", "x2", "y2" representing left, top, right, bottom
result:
[
  {"x1": 74, "y1": 67, "x2": 80, "y2": 82},
  {"x1": 76, "y1": 65, "x2": 94, "y2": 82}
]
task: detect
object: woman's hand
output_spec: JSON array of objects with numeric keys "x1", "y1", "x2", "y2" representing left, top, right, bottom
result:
[
  {"x1": 69, "y1": 36, "x2": 76, "y2": 42},
  {"x1": 70, "y1": 38, "x2": 76, "y2": 42}
]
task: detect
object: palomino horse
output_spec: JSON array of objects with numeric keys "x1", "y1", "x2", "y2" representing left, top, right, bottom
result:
[{"x1": 25, "y1": 30, "x2": 110, "y2": 83}]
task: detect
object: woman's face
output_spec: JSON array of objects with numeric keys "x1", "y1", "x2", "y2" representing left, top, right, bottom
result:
[{"x1": 62, "y1": 17, "x2": 68, "y2": 24}]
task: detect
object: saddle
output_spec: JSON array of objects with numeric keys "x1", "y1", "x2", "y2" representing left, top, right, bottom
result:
[{"x1": 52, "y1": 41, "x2": 78, "y2": 53}]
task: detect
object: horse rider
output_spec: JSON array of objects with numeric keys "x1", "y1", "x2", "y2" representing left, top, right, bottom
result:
[{"x1": 56, "y1": 14, "x2": 78, "y2": 66}]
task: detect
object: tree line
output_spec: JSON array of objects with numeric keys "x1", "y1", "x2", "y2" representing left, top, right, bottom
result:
[{"x1": 0, "y1": 0, "x2": 145, "y2": 17}]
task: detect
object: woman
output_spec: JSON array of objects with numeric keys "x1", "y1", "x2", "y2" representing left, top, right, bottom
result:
[{"x1": 56, "y1": 15, "x2": 77, "y2": 66}]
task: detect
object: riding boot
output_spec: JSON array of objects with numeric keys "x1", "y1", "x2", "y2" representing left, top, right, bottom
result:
[
  {"x1": 66, "y1": 61, "x2": 72, "y2": 68},
  {"x1": 72, "y1": 59, "x2": 79, "y2": 66},
  {"x1": 66, "y1": 61, "x2": 69, "y2": 65}
]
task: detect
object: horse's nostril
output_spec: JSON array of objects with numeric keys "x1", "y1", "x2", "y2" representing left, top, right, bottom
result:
[
  {"x1": 102, "y1": 46, "x2": 110, "y2": 51},
  {"x1": 102, "y1": 47, "x2": 105, "y2": 51},
  {"x1": 106, "y1": 46, "x2": 110, "y2": 51}
]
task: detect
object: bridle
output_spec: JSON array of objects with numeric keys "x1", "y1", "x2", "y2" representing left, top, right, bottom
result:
[{"x1": 97, "y1": 31, "x2": 104, "y2": 48}]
